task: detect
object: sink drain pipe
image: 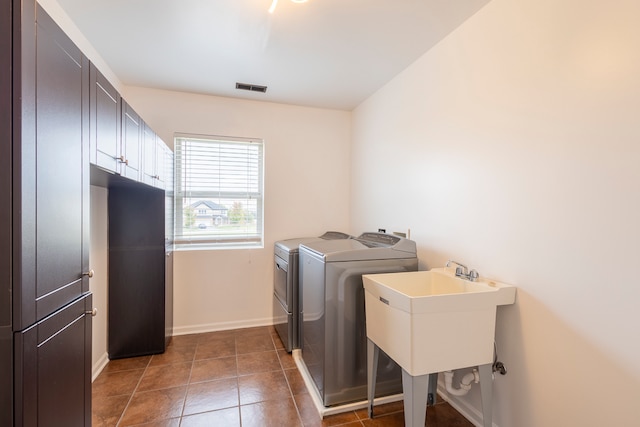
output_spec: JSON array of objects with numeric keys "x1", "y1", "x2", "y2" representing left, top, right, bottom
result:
[{"x1": 443, "y1": 369, "x2": 480, "y2": 396}]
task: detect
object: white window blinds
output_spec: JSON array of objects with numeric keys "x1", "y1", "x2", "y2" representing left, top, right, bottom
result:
[{"x1": 174, "y1": 134, "x2": 264, "y2": 249}]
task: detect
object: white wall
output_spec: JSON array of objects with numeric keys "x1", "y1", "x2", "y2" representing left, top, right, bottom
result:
[
  {"x1": 124, "y1": 87, "x2": 352, "y2": 333},
  {"x1": 351, "y1": 0, "x2": 640, "y2": 425},
  {"x1": 89, "y1": 186, "x2": 109, "y2": 379}
]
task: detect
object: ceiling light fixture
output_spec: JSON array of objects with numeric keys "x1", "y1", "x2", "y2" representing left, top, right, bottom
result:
[{"x1": 268, "y1": 0, "x2": 308, "y2": 14}]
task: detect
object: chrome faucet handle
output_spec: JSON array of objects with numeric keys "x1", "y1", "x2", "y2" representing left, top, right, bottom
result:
[
  {"x1": 445, "y1": 260, "x2": 479, "y2": 281},
  {"x1": 446, "y1": 260, "x2": 468, "y2": 276}
]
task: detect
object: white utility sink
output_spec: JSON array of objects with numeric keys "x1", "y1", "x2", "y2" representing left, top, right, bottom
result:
[{"x1": 363, "y1": 268, "x2": 516, "y2": 377}]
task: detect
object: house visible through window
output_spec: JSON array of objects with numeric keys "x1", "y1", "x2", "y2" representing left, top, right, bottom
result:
[{"x1": 174, "y1": 134, "x2": 264, "y2": 249}]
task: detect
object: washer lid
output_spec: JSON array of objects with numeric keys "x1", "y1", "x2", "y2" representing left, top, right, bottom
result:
[
  {"x1": 300, "y1": 232, "x2": 417, "y2": 262},
  {"x1": 275, "y1": 231, "x2": 351, "y2": 253},
  {"x1": 275, "y1": 237, "x2": 322, "y2": 253},
  {"x1": 320, "y1": 231, "x2": 352, "y2": 240}
]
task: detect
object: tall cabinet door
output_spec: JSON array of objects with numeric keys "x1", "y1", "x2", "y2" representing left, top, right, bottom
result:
[
  {"x1": 121, "y1": 100, "x2": 142, "y2": 180},
  {"x1": 89, "y1": 64, "x2": 121, "y2": 173},
  {"x1": 141, "y1": 122, "x2": 157, "y2": 186},
  {"x1": 155, "y1": 140, "x2": 167, "y2": 189},
  {"x1": 13, "y1": 3, "x2": 90, "y2": 330},
  {"x1": 0, "y1": 0, "x2": 12, "y2": 424},
  {"x1": 14, "y1": 293, "x2": 93, "y2": 427}
]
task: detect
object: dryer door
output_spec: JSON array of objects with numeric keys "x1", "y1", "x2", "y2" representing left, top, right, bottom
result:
[{"x1": 274, "y1": 255, "x2": 290, "y2": 309}]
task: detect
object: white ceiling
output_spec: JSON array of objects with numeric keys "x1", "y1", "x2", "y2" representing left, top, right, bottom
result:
[{"x1": 56, "y1": 0, "x2": 489, "y2": 110}]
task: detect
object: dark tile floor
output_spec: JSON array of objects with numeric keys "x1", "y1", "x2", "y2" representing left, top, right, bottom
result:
[{"x1": 92, "y1": 326, "x2": 473, "y2": 426}]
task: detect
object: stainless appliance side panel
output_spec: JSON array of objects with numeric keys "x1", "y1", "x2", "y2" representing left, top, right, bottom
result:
[
  {"x1": 272, "y1": 293, "x2": 293, "y2": 352},
  {"x1": 299, "y1": 247, "x2": 326, "y2": 398},
  {"x1": 322, "y1": 257, "x2": 418, "y2": 407}
]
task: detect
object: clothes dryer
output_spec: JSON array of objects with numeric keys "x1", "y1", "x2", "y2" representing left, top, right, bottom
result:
[
  {"x1": 273, "y1": 232, "x2": 351, "y2": 352},
  {"x1": 299, "y1": 232, "x2": 418, "y2": 406}
]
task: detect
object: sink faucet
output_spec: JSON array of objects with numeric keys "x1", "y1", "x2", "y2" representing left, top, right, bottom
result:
[{"x1": 445, "y1": 260, "x2": 479, "y2": 282}]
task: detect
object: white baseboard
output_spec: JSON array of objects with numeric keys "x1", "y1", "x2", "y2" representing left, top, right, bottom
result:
[
  {"x1": 91, "y1": 318, "x2": 274, "y2": 382},
  {"x1": 92, "y1": 351, "x2": 109, "y2": 382},
  {"x1": 436, "y1": 384, "x2": 499, "y2": 427},
  {"x1": 171, "y1": 317, "x2": 275, "y2": 336}
]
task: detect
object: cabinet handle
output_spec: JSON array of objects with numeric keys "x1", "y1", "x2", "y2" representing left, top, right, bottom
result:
[
  {"x1": 85, "y1": 308, "x2": 98, "y2": 317},
  {"x1": 82, "y1": 269, "x2": 94, "y2": 278}
]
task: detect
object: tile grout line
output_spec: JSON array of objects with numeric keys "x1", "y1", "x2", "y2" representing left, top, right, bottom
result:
[
  {"x1": 271, "y1": 334, "x2": 312, "y2": 427},
  {"x1": 275, "y1": 336, "x2": 307, "y2": 427},
  {"x1": 97, "y1": 330, "x2": 472, "y2": 427},
  {"x1": 178, "y1": 338, "x2": 199, "y2": 423},
  {"x1": 235, "y1": 331, "x2": 244, "y2": 427},
  {"x1": 114, "y1": 356, "x2": 152, "y2": 427}
]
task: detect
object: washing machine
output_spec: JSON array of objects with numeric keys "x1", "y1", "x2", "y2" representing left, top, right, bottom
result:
[
  {"x1": 299, "y1": 232, "x2": 418, "y2": 407},
  {"x1": 273, "y1": 231, "x2": 351, "y2": 352}
]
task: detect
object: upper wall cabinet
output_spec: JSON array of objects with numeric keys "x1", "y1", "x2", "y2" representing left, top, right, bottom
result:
[
  {"x1": 141, "y1": 121, "x2": 157, "y2": 187},
  {"x1": 142, "y1": 123, "x2": 171, "y2": 190},
  {"x1": 89, "y1": 64, "x2": 121, "y2": 174},
  {"x1": 155, "y1": 139, "x2": 171, "y2": 189},
  {"x1": 121, "y1": 100, "x2": 142, "y2": 180},
  {"x1": 87, "y1": 71, "x2": 171, "y2": 191}
]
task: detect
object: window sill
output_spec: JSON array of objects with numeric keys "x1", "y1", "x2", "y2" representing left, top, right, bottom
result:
[{"x1": 174, "y1": 242, "x2": 264, "y2": 251}]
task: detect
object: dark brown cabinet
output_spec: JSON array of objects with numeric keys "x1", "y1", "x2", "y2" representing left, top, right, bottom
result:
[
  {"x1": 90, "y1": 63, "x2": 121, "y2": 174},
  {"x1": 1, "y1": 2, "x2": 92, "y2": 426},
  {"x1": 141, "y1": 122, "x2": 171, "y2": 190},
  {"x1": 155, "y1": 139, "x2": 168, "y2": 188},
  {"x1": 88, "y1": 68, "x2": 174, "y2": 361},
  {"x1": 94, "y1": 145, "x2": 174, "y2": 359},
  {"x1": 121, "y1": 100, "x2": 143, "y2": 180},
  {"x1": 25, "y1": 4, "x2": 90, "y2": 326},
  {"x1": 0, "y1": 0, "x2": 13, "y2": 422},
  {"x1": 2, "y1": 1, "x2": 173, "y2": 424},
  {"x1": 108, "y1": 185, "x2": 173, "y2": 359},
  {"x1": 14, "y1": 293, "x2": 92, "y2": 427},
  {"x1": 90, "y1": 73, "x2": 146, "y2": 181},
  {"x1": 142, "y1": 121, "x2": 158, "y2": 186}
]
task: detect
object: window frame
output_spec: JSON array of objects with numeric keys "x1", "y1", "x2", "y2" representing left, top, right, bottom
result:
[{"x1": 174, "y1": 133, "x2": 265, "y2": 250}]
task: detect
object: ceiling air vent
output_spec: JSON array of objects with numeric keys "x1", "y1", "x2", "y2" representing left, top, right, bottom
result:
[{"x1": 235, "y1": 82, "x2": 268, "y2": 93}]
